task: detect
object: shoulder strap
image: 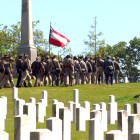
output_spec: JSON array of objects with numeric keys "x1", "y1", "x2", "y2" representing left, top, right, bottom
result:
[{"x1": 52, "y1": 60, "x2": 56, "y2": 69}]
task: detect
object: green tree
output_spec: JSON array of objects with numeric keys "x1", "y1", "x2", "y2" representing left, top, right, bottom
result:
[
  {"x1": 0, "y1": 21, "x2": 49, "y2": 58},
  {"x1": 84, "y1": 17, "x2": 105, "y2": 56},
  {"x1": 96, "y1": 39, "x2": 140, "y2": 82},
  {"x1": 125, "y1": 37, "x2": 140, "y2": 82}
]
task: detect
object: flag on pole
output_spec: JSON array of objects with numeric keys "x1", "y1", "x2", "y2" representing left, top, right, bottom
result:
[{"x1": 49, "y1": 25, "x2": 70, "y2": 48}]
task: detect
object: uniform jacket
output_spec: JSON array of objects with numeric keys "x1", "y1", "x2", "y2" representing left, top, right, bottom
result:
[
  {"x1": 104, "y1": 59, "x2": 114, "y2": 75},
  {"x1": 50, "y1": 58, "x2": 61, "y2": 73}
]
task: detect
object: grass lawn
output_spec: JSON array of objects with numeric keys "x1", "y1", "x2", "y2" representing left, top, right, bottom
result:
[{"x1": 0, "y1": 81, "x2": 140, "y2": 140}]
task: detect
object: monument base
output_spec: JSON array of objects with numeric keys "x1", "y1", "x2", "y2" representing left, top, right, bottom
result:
[{"x1": 17, "y1": 45, "x2": 37, "y2": 63}]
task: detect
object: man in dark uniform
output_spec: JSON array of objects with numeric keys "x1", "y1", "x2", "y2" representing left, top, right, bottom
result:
[
  {"x1": 44, "y1": 56, "x2": 52, "y2": 86},
  {"x1": 16, "y1": 54, "x2": 25, "y2": 87},
  {"x1": 96, "y1": 56, "x2": 104, "y2": 84},
  {"x1": 104, "y1": 56, "x2": 114, "y2": 85},
  {"x1": 0, "y1": 56, "x2": 5, "y2": 83},
  {"x1": 31, "y1": 57, "x2": 44, "y2": 87}
]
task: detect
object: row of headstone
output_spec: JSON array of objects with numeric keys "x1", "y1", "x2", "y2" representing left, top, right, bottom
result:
[
  {"x1": 0, "y1": 96, "x2": 9, "y2": 140},
  {"x1": 12, "y1": 87, "x2": 48, "y2": 123},
  {"x1": 106, "y1": 102, "x2": 140, "y2": 140},
  {"x1": 2, "y1": 87, "x2": 140, "y2": 140}
]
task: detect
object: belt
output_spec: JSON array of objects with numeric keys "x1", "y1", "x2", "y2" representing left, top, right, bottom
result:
[{"x1": 64, "y1": 65, "x2": 71, "y2": 68}]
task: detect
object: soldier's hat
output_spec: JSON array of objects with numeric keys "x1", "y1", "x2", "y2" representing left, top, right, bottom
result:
[
  {"x1": 36, "y1": 56, "x2": 40, "y2": 60},
  {"x1": 46, "y1": 56, "x2": 50, "y2": 59},
  {"x1": 4, "y1": 54, "x2": 9, "y2": 58},
  {"x1": 66, "y1": 55, "x2": 70, "y2": 58},
  {"x1": 79, "y1": 56, "x2": 83, "y2": 59},
  {"x1": 73, "y1": 56, "x2": 78, "y2": 60},
  {"x1": 19, "y1": 54, "x2": 23, "y2": 58},
  {"x1": 9, "y1": 57, "x2": 14, "y2": 61},
  {"x1": 107, "y1": 55, "x2": 111, "y2": 59},
  {"x1": 24, "y1": 54, "x2": 28, "y2": 57},
  {"x1": 112, "y1": 57, "x2": 115, "y2": 60}
]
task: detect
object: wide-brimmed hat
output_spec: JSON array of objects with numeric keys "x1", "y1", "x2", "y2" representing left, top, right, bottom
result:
[
  {"x1": 9, "y1": 57, "x2": 14, "y2": 61},
  {"x1": 4, "y1": 54, "x2": 9, "y2": 58}
]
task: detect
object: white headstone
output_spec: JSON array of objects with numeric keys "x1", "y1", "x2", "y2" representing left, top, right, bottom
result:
[
  {"x1": 73, "y1": 103, "x2": 80, "y2": 124},
  {"x1": 12, "y1": 87, "x2": 18, "y2": 101},
  {"x1": 89, "y1": 111, "x2": 103, "y2": 140},
  {"x1": 23, "y1": 103, "x2": 36, "y2": 130},
  {"x1": 132, "y1": 133, "x2": 140, "y2": 140},
  {"x1": 106, "y1": 130, "x2": 126, "y2": 140},
  {"x1": 83, "y1": 101, "x2": 90, "y2": 120},
  {"x1": 0, "y1": 131, "x2": 9, "y2": 140},
  {"x1": 100, "y1": 102, "x2": 107, "y2": 131},
  {"x1": 42, "y1": 90, "x2": 48, "y2": 106},
  {"x1": 52, "y1": 99, "x2": 58, "y2": 104},
  {"x1": 93, "y1": 104, "x2": 100, "y2": 110},
  {"x1": 14, "y1": 115, "x2": 30, "y2": 140},
  {"x1": 52, "y1": 102, "x2": 64, "y2": 118},
  {"x1": 118, "y1": 110, "x2": 128, "y2": 140},
  {"x1": 30, "y1": 129, "x2": 52, "y2": 140},
  {"x1": 13, "y1": 99, "x2": 25, "y2": 116},
  {"x1": 29, "y1": 97, "x2": 36, "y2": 104},
  {"x1": 124, "y1": 104, "x2": 131, "y2": 115},
  {"x1": 0, "y1": 96, "x2": 7, "y2": 119},
  {"x1": 73, "y1": 89, "x2": 79, "y2": 103},
  {"x1": 39, "y1": 99, "x2": 46, "y2": 117},
  {"x1": 46, "y1": 117, "x2": 62, "y2": 140},
  {"x1": 68, "y1": 101, "x2": 74, "y2": 121},
  {"x1": 134, "y1": 103, "x2": 140, "y2": 116},
  {"x1": 0, "y1": 117, "x2": 5, "y2": 131},
  {"x1": 128, "y1": 114, "x2": 140, "y2": 140},
  {"x1": 76, "y1": 107, "x2": 86, "y2": 131},
  {"x1": 59, "y1": 107, "x2": 71, "y2": 140},
  {"x1": 36, "y1": 103, "x2": 45, "y2": 123},
  {"x1": 108, "y1": 95, "x2": 117, "y2": 124}
]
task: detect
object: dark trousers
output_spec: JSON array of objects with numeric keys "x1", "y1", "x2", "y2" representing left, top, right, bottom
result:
[
  {"x1": 16, "y1": 72, "x2": 27, "y2": 87},
  {"x1": 52, "y1": 72, "x2": 60, "y2": 86},
  {"x1": 106, "y1": 74, "x2": 113, "y2": 85}
]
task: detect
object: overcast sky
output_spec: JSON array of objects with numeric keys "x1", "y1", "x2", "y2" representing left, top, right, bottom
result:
[{"x1": 1, "y1": 0, "x2": 140, "y2": 56}]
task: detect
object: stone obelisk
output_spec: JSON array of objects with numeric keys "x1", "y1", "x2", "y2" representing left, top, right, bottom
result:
[{"x1": 17, "y1": 0, "x2": 37, "y2": 63}]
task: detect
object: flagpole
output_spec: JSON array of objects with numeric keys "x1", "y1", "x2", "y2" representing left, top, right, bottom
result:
[
  {"x1": 49, "y1": 44, "x2": 51, "y2": 57},
  {"x1": 49, "y1": 22, "x2": 52, "y2": 57}
]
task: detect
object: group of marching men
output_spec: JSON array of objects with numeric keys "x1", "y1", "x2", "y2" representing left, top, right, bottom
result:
[{"x1": 0, "y1": 53, "x2": 120, "y2": 89}]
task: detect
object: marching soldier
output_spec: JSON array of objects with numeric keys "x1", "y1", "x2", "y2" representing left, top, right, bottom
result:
[
  {"x1": 31, "y1": 57, "x2": 44, "y2": 87},
  {"x1": 19, "y1": 54, "x2": 33, "y2": 87},
  {"x1": 44, "y1": 56, "x2": 52, "y2": 86},
  {"x1": 112, "y1": 57, "x2": 120, "y2": 84},
  {"x1": 104, "y1": 56, "x2": 114, "y2": 85},
  {"x1": 90, "y1": 57, "x2": 96, "y2": 84},
  {"x1": 96, "y1": 56, "x2": 104, "y2": 84},
  {"x1": 16, "y1": 54, "x2": 24, "y2": 87},
  {"x1": 63, "y1": 55, "x2": 74, "y2": 86},
  {"x1": 79, "y1": 56, "x2": 87, "y2": 84},
  {"x1": 50, "y1": 55, "x2": 61, "y2": 86},
  {"x1": 73, "y1": 56, "x2": 81, "y2": 85},
  {"x1": 0, "y1": 55, "x2": 15, "y2": 89},
  {"x1": 0, "y1": 56, "x2": 5, "y2": 83},
  {"x1": 59, "y1": 60, "x2": 64, "y2": 85},
  {"x1": 85, "y1": 57, "x2": 92, "y2": 84}
]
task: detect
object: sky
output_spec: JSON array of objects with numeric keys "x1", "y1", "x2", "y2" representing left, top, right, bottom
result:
[{"x1": 1, "y1": 0, "x2": 140, "y2": 56}]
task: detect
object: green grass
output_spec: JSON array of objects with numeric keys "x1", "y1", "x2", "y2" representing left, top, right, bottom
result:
[{"x1": 0, "y1": 82, "x2": 140, "y2": 140}]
